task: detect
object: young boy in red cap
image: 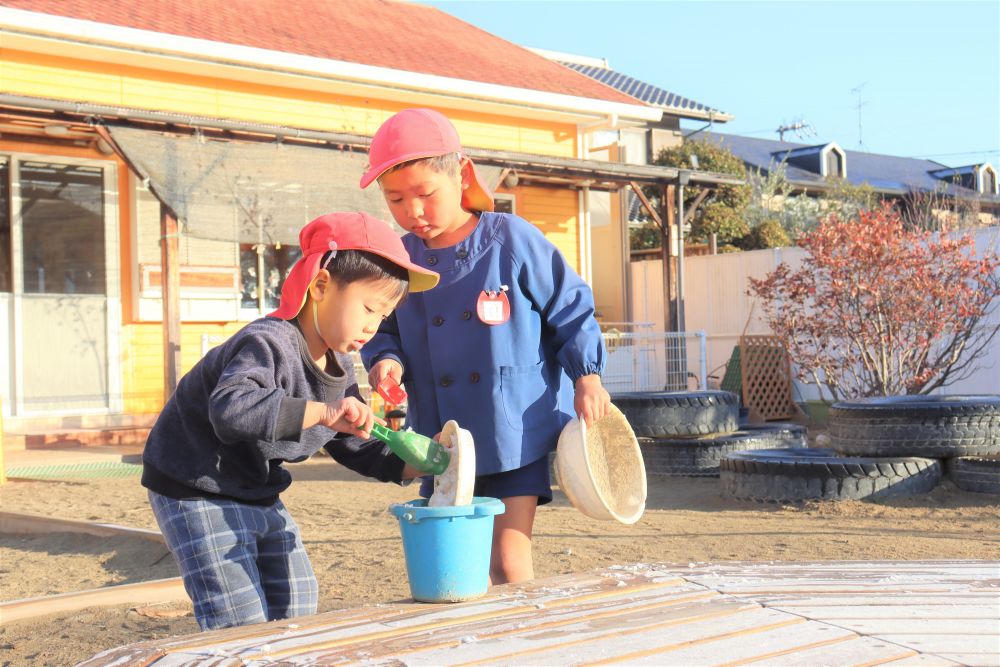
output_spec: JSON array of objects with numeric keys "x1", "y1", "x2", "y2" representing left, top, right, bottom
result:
[
  {"x1": 142, "y1": 211, "x2": 438, "y2": 631},
  {"x1": 360, "y1": 108, "x2": 612, "y2": 585}
]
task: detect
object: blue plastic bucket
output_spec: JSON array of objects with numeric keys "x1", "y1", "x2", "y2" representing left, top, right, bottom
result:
[{"x1": 389, "y1": 497, "x2": 505, "y2": 603}]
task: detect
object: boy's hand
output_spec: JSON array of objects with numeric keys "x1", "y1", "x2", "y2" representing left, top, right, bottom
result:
[
  {"x1": 368, "y1": 359, "x2": 404, "y2": 395},
  {"x1": 320, "y1": 397, "x2": 378, "y2": 438},
  {"x1": 574, "y1": 374, "x2": 611, "y2": 428}
]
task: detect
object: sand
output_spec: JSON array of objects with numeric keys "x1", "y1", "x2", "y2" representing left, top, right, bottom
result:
[{"x1": 1, "y1": 454, "x2": 998, "y2": 666}]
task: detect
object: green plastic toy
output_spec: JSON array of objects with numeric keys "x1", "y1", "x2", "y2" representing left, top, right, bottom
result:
[{"x1": 370, "y1": 423, "x2": 451, "y2": 475}]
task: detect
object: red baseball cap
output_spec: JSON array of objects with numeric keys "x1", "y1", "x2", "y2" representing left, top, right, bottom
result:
[
  {"x1": 360, "y1": 108, "x2": 495, "y2": 212},
  {"x1": 268, "y1": 212, "x2": 439, "y2": 320}
]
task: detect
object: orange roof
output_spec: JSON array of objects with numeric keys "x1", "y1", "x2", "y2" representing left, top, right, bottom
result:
[{"x1": 2, "y1": 0, "x2": 637, "y2": 105}]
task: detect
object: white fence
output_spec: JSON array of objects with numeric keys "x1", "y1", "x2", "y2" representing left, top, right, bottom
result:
[
  {"x1": 602, "y1": 331, "x2": 707, "y2": 393},
  {"x1": 632, "y1": 226, "x2": 1000, "y2": 398}
]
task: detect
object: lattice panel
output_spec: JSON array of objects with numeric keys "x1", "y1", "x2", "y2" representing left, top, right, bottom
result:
[{"x1": 740, "y1": 335, "x2": 795, "y2": 421}]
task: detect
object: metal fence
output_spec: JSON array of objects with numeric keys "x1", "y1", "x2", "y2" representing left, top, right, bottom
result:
[{"x1": 602, "y1": 330, "x2": 708, "y2": 394}]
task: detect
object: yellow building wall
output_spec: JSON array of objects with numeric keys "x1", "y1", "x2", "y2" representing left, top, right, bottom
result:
[
  {"x1": 0, "y1": 49, "x2": 576, "y2": 158},
  {"x1": 121, "y1": 322, "x2": 247, "y2": 414},
  {"x1": 1, "y1": 47, "x2": 585, "y2": 412},
  {"x1": 516, "y1": 186, "x2": 581, "y2": 274}
]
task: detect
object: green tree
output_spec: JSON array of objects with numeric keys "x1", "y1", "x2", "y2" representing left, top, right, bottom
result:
[{"x1": 634, "y1": 141, "x2": 750, "y2": 249}]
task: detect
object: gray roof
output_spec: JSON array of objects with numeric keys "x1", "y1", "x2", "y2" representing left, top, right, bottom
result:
[
  {"x1": 559, "y1": 62, "x2": 732, "y2": 122},
  {"x1": 696, "y1": 133, "x2": 1000, "y2": 203}
]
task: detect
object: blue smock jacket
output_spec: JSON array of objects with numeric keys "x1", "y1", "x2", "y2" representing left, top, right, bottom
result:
[{"x1": 362, "y1": 212, "x2": 606, "y2": 474}]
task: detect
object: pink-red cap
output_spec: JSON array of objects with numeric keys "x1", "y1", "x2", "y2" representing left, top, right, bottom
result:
[
  {"x1": 268, "y1": 212, "x2": 439, "y2": 321},
  {"x1": 360, "y1": 108, "x2": 495, "y2": 212}
]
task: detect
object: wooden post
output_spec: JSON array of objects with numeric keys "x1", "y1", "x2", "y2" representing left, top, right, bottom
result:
[
  {"x1": 0, "y1": 397, "x2": 6, "y2": 486},
  {"x1": 662, "y1": 184, "x2": 677, "y2": 332},
  {"x1": 160, "y1": 205, "x2": 181, "y2": 400}
]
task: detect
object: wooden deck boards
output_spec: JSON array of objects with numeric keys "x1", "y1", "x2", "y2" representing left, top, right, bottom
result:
[{"x1": 83, "y1": 560, "x2": 1000, "y2": 666}]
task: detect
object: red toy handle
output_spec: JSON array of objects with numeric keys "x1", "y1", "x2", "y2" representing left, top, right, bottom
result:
[{"x1": 376, "y1": 377, "x2": 408, "y2": 405}]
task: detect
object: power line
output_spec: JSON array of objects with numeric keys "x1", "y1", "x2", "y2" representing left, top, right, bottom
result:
[{"x1": 909, "y1": 149, "x2": 1000, "y2": 159}]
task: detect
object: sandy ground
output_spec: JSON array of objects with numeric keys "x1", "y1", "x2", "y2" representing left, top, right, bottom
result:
[{"x1": 1, "y1": 455, "x2": 998, "y2": 666}]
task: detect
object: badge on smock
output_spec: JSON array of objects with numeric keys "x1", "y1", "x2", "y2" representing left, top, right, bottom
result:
[{"x1": 477, "y1": 285, "x2": 510, "y2": 325}]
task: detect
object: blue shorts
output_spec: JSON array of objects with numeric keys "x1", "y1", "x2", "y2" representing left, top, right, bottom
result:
[{"x1": 419, "y1": 454, "x2": 553, "y2": 506}]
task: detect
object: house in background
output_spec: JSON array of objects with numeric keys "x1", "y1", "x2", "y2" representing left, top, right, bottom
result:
[
  {"x1": 695, "y1": 133, "x2": 1000, "y2": 222},
  {"x1": 534, "y1": 49, "x2": 734, "y2": 332},
  {"x1": 1, "y1": 0, "x2": 742, "y2": 435}
]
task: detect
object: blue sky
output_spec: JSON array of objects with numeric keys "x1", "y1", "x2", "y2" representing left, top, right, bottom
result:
[{"x1": 424, "y1": 1, "x2": 1000, "y2": 168}]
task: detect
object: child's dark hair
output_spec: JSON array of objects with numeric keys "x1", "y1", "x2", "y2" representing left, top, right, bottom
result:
[
  {"x1": 382, "y1": 153, "x2": 461, "y2": 179},
  {"x1": 320, "y1": 249, "x2": 409, "y2": 302}
]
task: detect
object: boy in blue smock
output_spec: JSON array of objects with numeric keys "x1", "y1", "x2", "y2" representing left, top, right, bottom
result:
[
  {"x1": 142, "y1": 212, "x2": 438, "y2": 630},
  {"x1": 361, "y1": 108, "x2": 612, "y2": 585}
]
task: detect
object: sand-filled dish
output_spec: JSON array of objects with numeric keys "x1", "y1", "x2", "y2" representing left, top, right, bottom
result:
[{"x1": 555, "y1": 405, "x2": 647, "y2": 524}]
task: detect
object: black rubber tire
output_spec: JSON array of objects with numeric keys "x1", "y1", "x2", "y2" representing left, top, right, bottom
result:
[
  {"x1": 640, "y1": 424, "x2": 807, "y2": 477},
  {"x1": 948, "y1": 456, "x2": 1000, "y2": 495},
  {"x1": 829, "y1": 395, "x2": 1000, "y2": 458},
  {"x1": 720, "y1": 448, "x2": 941, "y2": 502},
  {"x1": 612, "y1": 391, "x2": 740, "y2": 438}
]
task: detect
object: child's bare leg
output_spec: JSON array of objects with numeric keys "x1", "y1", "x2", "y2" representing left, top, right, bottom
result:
[{"x1": 490, "y1": 495, "x2": 538, "y2": 585}]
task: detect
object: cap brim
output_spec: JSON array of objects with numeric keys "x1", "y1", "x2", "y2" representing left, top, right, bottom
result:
[
  {"x1": 267, "y1": 252, "x2": 323, "y2": 320},
  {"x1": 363, "y1": 249, "x2": 439, "y2": 293}
]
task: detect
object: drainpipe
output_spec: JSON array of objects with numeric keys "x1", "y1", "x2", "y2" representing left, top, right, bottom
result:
[
  {"x1": 676, "y1": 170, "x2": 691, "y2": 333},
  {"x1": 578, "y1": 183, "x2": 594, "y2": 285},
  {"x1": 575, "y1": 114, "x2": 620, "y2": 285}
]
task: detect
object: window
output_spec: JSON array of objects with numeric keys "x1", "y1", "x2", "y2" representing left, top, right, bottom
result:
[
  {"x1": 19, "y1": 162, "x2": 105, "y2": 295},
  {"x1": 981, "y1": 167, "x2": 997, "y2": 195},
  {"x1": 494, "y1": 194, "x2": 516, "y2": 214},
  {"x1": 240, "y1": 243, "x2": 301, "y2": 314},
  {"x1": 825, "y1": 150, "x2": 843, "y2": 178},
  {"x1": 0, "y1": 158, "x2": 9, "y2": 292}
]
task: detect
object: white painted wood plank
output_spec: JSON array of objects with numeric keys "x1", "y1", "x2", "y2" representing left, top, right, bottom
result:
[
  {"x1": 739, "y1": 636, "x2": 937, "y2": 667},
  {"x1": 304, "y1": 590, "x2": 729, "y2": 664},
  {"x1": 765, "y1": 596, "x2": 1000, "y2": 608},
  {"x1": 880, "y1": 655, "x2": 964, "y2": 667},
  {"x1": 210, "y1": 576, "x2": 705, "y2": 659},
  {"x1": 388, "y1": 603, "x2": 777, "y2": 666},
  {"x1": 466, "y1": 607, "x2": 800, "y2": 666},
  {"x1": 613, "y1": 621, "x2": 858, "y2": 666},
  {"x1": 875, "y1": 634, "x2": 1000, "y2": 654},
  {"x1": 934, "y1": 653, "x2": 1000, "y2": 667},
  {"x1": 832, "y1": 618, "x2": 1000, "y2": 635},
  {"x1": 771, "y1": 605, "x2": 1000, "y2": 620},
  {"x1": 343, "y1": 599, "x2": 762, "y2": 666}
]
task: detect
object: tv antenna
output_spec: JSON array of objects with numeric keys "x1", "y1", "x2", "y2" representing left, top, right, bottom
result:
[
  {"x1": 775, "y1": 120, "x2": 815, "y2": 142},
  {"x1": 851, "y1": 82, "x2": 869, "y2": 150}
]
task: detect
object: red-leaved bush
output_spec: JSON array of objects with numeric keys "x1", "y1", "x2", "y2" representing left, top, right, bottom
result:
[{"x1": 748, "y1": 205, "x2": 1000, "y2": 399}]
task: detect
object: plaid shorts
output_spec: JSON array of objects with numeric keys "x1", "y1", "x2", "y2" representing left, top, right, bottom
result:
[{"x1": 148, "y1": 490, "x2": 318, "y2": 630}]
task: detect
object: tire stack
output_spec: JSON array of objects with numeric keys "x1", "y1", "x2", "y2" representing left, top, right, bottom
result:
[
  {"x1": 721, "y1": 395, "x2": 1000, "y2": 503},
  {"x1": 612, "y1": 391, "x2": 805, "y2": 478}
]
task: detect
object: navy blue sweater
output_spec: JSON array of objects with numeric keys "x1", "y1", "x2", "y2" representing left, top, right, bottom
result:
[{"x1": 142, "y1": 317, "x2": 404, "y2": 505}]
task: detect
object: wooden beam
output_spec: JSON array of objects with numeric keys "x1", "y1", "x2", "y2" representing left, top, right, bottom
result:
[
  {"x1": 160, "y1": 205, "x2": 181, "y2": 400},
  {"x1": 628, "y1": 181, "x2": 662, "y2": 228},
  {"x1": 0, "y1": 578, "x2": 187, "y2": 625},
  {"x1": 684, "y1": 189, "x2": 711, "y2": 226}
]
